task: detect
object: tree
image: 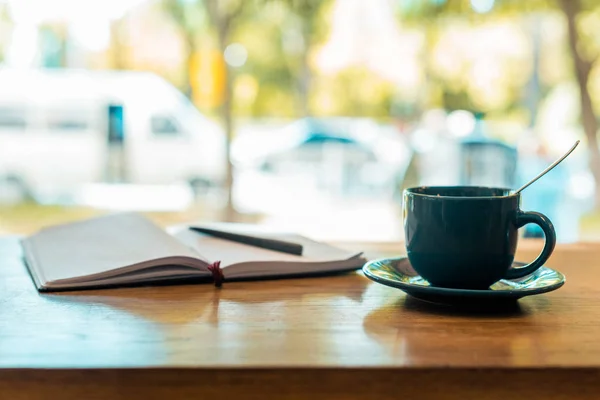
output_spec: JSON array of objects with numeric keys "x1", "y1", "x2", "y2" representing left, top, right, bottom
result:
[
  {"x1": 558, "y1": 0, "x2": 600, "y2": 207},
  {"x1": 204, "y1": 0, "x2": 253, "y2": 221},
  {"x1": 162, "y1": 0, "x2": 248, "y2": 220},
  {"x1": 398, "y1": 0, "x2": 600, "y2": 206},
  {"x1": 109, "y1": 18, "x2": 128, "y2": 70},
  {"x1": 162, "y1": 0, "x2": 206, "y2": 99},
  {"x1": 285, "y1": 0, "x2": 323, "y2": 116},
  {"x1": 202, "y1": 0, "x2": 323, "y2": 219}
]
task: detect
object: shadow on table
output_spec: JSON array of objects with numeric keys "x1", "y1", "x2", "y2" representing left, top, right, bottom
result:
[{"x1": 401, "y1": 295, "x2": 529, "y2": 317}]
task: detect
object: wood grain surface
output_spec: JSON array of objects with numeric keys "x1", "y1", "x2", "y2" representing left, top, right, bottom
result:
[{"x1": 0, "y1": 237, "x2": 598, "y2": 399}]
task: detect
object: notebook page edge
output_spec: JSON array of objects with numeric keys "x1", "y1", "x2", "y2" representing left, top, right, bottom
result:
[
  {"x1": 46, "y1": 255, "x2": 209, "y2": 285},
  {"x1": 43, "y1": 273, "x2": 211, "y2": 291},
  {"x1": 224, "y1": 256, "x2": 367, "y2": 279},
  {"x1": 20, "y1": 237, "x2": 48, "y2": 290}
]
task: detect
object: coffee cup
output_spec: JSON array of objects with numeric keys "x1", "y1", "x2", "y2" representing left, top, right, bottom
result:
[{"x1": 403, "y1": 186, "x2": 556, "y2": 289}]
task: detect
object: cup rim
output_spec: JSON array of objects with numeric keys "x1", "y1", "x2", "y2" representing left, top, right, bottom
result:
[{"x1": 404, "y1": 185, "x2": 518, "y2": 200}]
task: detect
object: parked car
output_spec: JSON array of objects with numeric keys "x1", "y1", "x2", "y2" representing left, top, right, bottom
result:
[
  {"x1": 0, "y1": 68, "x2": 226, "y2": 202},
  {"x1": 231, "y1": 117, "x2": 410, "y2": 213}
]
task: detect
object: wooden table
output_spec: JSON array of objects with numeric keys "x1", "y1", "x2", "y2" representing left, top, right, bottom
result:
[{"x1": 1, "y1": 237, "x2": 600, "y2": 399}]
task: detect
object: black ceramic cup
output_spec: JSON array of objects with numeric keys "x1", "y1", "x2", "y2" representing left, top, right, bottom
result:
[{"x1": 403, "y1": 186, "x2": 556, "y2": 289}]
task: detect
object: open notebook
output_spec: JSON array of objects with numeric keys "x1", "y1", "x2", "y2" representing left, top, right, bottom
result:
[{"x1": 21, "y1": 212, "x2": 366, "y2": 291}]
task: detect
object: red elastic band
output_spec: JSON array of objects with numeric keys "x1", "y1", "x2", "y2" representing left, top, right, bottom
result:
[{"x1": 207, "y1": 261, "x2": 224, "y2": 287}]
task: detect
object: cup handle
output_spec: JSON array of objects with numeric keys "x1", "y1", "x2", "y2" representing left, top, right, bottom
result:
[{"x1": 503, "y1": 210, "x2": 556, "y2": 280}]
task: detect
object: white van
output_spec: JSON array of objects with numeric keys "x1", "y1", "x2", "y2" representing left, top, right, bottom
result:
[{"x1": 0, "y1": 68, "x2": 226, "y2": 201}]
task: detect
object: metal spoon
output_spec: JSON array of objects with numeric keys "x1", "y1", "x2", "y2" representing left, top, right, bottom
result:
[{"x1": 513, "y1": 140, "x2": 580, "y2": 195}]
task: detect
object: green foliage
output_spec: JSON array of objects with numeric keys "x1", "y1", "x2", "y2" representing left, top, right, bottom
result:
[
  {"x1": 310, "y1": 67, "x2": 396, "y2": 117},
  {"x1": 156, "y1": 0, "x2": 600, "y2": 120},
  {"x1": 161, "y1": 0, "x2": 208, "y2": 38},
  {"x1": 225, "y1": 0, "x2": 332, "y2": 117}
]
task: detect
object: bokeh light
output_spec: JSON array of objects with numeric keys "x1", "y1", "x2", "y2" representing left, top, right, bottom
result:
[
  {"x1": 224, "y1": 43, "x2": 248, "y2": 68},
  {"x1": 447, "y1": 110, "x2": 476, "y2": 138}
]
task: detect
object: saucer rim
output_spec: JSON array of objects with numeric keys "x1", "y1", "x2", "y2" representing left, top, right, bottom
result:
[{"x1": 362, "y1": 256, "x2": 566, "y2": 298}]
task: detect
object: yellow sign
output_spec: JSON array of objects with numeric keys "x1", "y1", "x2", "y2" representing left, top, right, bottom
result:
[{"x1": 190, "y1": 48, "x2": 226, "y2": 109}]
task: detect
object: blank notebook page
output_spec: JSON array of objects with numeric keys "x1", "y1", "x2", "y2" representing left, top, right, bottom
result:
[
  {"x1": 174, "y1": 228, "x2": 360, "y2": 268},
  {"x1": 24, "y1": 213, "x2": 199, "y2": 282}
]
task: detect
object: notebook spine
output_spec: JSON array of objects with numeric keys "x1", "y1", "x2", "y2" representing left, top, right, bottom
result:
[{"x1": 207, "y1": 261, "x2": 224, "y2": 287}]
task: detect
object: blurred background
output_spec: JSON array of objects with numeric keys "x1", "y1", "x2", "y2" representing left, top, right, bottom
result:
[{"x1": 0, "y1": 0, "x2": 599, "y2": 243}]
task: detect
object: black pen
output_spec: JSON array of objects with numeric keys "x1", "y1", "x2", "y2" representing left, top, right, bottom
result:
[{"x1": 189, "y1": 226, "x2": 304, "y2": 256}]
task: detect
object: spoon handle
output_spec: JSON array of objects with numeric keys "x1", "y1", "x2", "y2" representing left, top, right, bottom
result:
[{"x1": 513, "y1": 140, "x2": 580, "y2": 195}]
